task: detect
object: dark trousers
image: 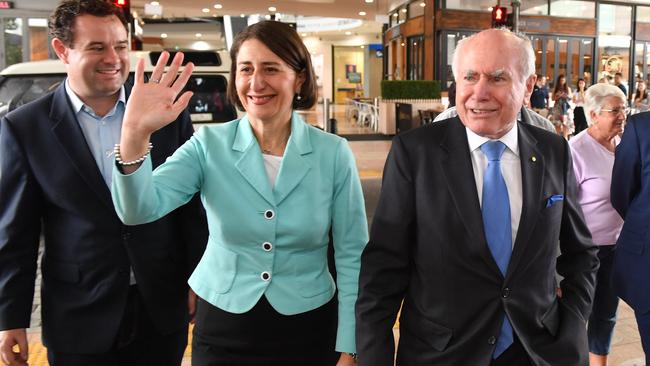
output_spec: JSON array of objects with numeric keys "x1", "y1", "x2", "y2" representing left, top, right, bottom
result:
[
  {"x1": 587, "y1": 245, "x2": 619, "y2": 355},
  {"x1": 192, "y1": 295, "x2": 338, "y2": 366},
  {"x1": 47, "y1": 285, "x2": 188, "y2": 366},
  {"x1": 489, "y1": 337, "x2": 534, "y2": 366}
]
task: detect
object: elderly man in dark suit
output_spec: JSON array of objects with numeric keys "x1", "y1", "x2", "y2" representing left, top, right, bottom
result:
[
  {"x1": 0, "y1": 1, "x2": 207, "y2": 365},
  {"x1": 356, "y1": 28, "x2": 599, "y2": 366}
]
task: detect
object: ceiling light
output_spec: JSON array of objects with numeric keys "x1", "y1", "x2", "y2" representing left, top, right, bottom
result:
[
  {"x1": 195, "y1": 33, "x2": 202, "y2": 38},
  {"x1": 214, "y1": 4, "x2": 223, "y2": 9},
  {"x1": 301, "y1": 33, "x2": 307, "y2": 36},
  {"x1": 240, "y1": 14, "x2": 245, "y2": 17},
  {"x1": 401, "y1": 8, "x2": 407, "y2": 12},
  {"x1": 365, "y1": 0, "x2": 373, "y2": 2},
  {"x1": 202, "y1": 8, "x2": 210, "y2": 13},
  {"x1": 268, "y1": 6, "x2": 277, "y2": 12},
  {"x1": 420, "y1": 2, "x2": 426, "y2": 7},
  {"x1": 160, "y1": 33, "x2": 167, "y2": 38},
  {"x1": 393, "y1": 13, "x2": 398, "y2": 17},
  {"x1": 359, "y1": 11, "x2": 367, "y2": 16},
  {"x1": 345, "y1": 31, "x2": 352, "y2": 35},
  {"x1": 151, "y1": 1, "x2": 159, "y2": 5},
  {"x1": 401, "y1": 42, "x2": 405, "y2": 46},
  {"x1": 360, "y1": 45, "x2": 364, "y2": 48}
]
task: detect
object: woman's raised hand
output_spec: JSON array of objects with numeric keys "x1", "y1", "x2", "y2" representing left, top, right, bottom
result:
[{"x1": 122, "y1": 51, "x2": 194, "y2": 139}]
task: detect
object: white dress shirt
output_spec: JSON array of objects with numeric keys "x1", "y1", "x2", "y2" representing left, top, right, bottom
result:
[{"x1": 466, "y1": 123, "x2": 523, "y2": 247}]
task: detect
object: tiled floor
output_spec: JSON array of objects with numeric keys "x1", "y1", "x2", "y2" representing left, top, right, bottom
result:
[{"x1": 19, "y1": 106, "x2": 649, "y2": 366}]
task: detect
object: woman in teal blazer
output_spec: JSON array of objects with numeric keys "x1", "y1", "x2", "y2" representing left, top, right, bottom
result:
[{"x1": 111, "y1": 21, "x2": 367, "y2": 366}]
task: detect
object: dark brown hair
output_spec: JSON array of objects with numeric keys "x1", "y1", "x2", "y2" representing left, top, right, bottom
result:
[
  {"x1": 227, "y1": 21, "x2": 318, "y2": 111},
  {"x1": 49, "y1": 0, "x2": 128, "y2": 47},
  {"x1": 553, "y1": 74, "x2": 568, "y2": 95}
]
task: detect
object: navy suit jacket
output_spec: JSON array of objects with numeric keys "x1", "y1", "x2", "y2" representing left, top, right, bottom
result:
[
  {"x1": 0, "y1": 83, "x2": 208, "y2": 353},
  {"x1": 611, "y1": 112, "x2": 650, "y2": 313},
  {"x1": 357, "y1": 118, "x2": 598, "y2": 366}
]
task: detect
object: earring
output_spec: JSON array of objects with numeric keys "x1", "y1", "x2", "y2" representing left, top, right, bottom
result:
[{"x1": 296, "y1": 94, "x2": 302, "y2": 101}]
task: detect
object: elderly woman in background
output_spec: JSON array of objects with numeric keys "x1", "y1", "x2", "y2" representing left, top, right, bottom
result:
[
  {"x1": 569, "y1": 83, "x2": 626, "y2": 366},
  {"x1": 111, "y1": 21, "x2": 367, "y2": 366}
]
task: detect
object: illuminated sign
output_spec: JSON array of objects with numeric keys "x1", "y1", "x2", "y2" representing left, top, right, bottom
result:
[{"x1": 0, "y1": 1, "x2": 14, "y2": 9}]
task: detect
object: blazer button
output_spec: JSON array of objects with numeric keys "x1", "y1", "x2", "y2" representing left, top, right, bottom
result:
[
  {"x1": 264, "y1": 210, "x2": 275, "y2": 220},
  {"x1": 261, "y1": 271, "x2": 271, "y2": 281},
  {"x1": 488, "y1": 336, "x2": 497, "y2": 345},
  {"x1": 262, "y1": 242, "x2": 273, "y2": 251},
  {"x1": 502, "y1": 287, "x2": 511, "y2": 298}
]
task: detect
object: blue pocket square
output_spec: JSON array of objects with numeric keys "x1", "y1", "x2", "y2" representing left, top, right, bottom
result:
[{"x1": 546, "y1": 195, "x2": 564, "y2": 208}]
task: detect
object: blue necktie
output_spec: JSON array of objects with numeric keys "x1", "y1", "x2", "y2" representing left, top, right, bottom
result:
[{"x1": 480, "y1": 140, "x2": 514, "y2": 359}]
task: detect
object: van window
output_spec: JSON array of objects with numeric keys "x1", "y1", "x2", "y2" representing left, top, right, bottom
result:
[
  {"x1": 184, "y1": 75, "x2": 237, "y2": 123},
  {"x1": 0, "y1": 76, "x2": 64, "y2": 118},
  {"x1": 0, "y1": 74, "x2": 237, "y2": 123}
]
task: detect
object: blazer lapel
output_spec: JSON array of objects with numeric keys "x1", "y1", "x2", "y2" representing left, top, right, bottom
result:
[
  {"x1": 233, "y1": 117, "x2": 276, "y2": 206},
  {"x1": 507, "y1": 123, "x2": 544, "y2": 277},
  {"x1": 49, "y1": 84, "x2": 114, "y2": 211},
  {"x1": 440, "y1": 118, "x2": 502, "y2": 276},
  {"x1": 274, "y1": 114, "x2": 312, "y2": 205}
]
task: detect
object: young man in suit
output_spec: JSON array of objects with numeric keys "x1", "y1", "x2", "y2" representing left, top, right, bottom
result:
[
  {"x1": 0, "y1": 1, "x2": 207, "y2": 365},
  {"x1": 356, "y1": 28, "x2": 599, "y2": 366}
]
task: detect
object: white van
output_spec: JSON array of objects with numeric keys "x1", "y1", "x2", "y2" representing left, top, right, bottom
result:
[{"x1": 0, "y1": 50, "x2": 240, "y2": 126}]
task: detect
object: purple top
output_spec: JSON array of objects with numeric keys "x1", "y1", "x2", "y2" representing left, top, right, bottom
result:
[{"x1": 569, "y1": 130, "x2": 623, "y2": 246}]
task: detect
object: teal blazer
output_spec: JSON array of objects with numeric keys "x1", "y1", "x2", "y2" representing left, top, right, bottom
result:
[{"x1": 112, "y1": 113, "x2": 368, "y2": 352}]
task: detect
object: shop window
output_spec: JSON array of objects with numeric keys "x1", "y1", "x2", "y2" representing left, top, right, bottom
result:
[
  {"x1": 444, "y1": 0, "x2": 493, "y2": 11},
  {"x1": 521, "y1": 0, "x2": 548, "y2": 15},
  {"x1": 597, "y1": 3, "x2": 631, "y2": 87},
  {"x1": 550, "y1": 1, "x2": 595, "y2": 19},
  {"x1": 407, "y1": 35, "x2": 424, "y2": 80},
  {"x1": 408, "y1": 1, "x2": 425, "y2": 18}
]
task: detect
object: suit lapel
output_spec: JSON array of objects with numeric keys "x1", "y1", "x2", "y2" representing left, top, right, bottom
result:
[
  {"x1": 274, "y1": 114, "x2": 312, "y2": 205},
  {"x1": 49, "y1": 84, "x2": 114, "y2": 211},
  {"x1": 440, "y1": 118, "x2": 502, "y2": 276},
  {"x1": 507, "y1": 123, "x2": 544, "y2": 277},
  {"x1": 233, "y1": 117, "x2": 276, "y2": 206}
]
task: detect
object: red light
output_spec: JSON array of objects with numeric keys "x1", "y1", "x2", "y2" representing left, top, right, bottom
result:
[
  {"x1": 495, "y1": 8, "x2": 504, "y2": 21},
  {"x1": 115, "y1": 0, "x2": 126, "y2": 7}
]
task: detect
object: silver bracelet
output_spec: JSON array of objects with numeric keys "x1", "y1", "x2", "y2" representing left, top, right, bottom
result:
[{"x1": 114, "y1": 142, "x2": 153, "y2": 166}]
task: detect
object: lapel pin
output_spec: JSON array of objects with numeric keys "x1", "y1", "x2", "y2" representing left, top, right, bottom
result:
[{"x1": 531, "y1": 156, "x2": 537, "y2": 162}]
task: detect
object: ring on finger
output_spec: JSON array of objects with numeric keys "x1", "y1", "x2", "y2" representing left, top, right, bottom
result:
[{"x1": 151, "y1": 78, "x2": 161, "y2": 84}]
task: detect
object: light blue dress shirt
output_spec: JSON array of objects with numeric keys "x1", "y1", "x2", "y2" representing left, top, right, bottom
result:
[{"x1": 65, "y1": 79, "x2": 125, "y2": 186}]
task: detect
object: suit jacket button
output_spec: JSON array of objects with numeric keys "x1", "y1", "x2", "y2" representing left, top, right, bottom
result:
[
  {"x1": 261, "y1": 271, "x2": 271, "y2": 281},
  {"x1": 264, "y1": 210, "x2": 275, "y2": 220},
  {"x1": 488, "y1": 336, "x2": 497, "y2": 345},
  {"x1": 262, "y1": 242, "x2": 273, "y2": 251},
  {"x1": 502, "y1": 287, "x2": 511, "y2": 298}
]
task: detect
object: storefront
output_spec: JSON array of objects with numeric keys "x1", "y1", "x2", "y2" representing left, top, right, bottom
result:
[
  {"x1": 1, "y1": 2, "x2": 53, "y2": 71},
  {"x1": 384, "y1": 0, "x2": 650, "y2": 97}
]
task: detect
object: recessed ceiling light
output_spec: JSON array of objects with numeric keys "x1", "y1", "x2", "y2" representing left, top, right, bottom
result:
[
  {"x1": 345, "y1": 31, "x2": 352, "y2": 35},
  {"x1": 240, "y1": 14, "x2": 245, "y2": 17},
  {"x1": 160, "y1": 33, "x2": 167, "y2": 38},
  {"x1": 268, "y1": 6, "x2": 277, "y2": 12},
  {"x1": 195, "y1": 33, "x2": 202, "y2": 38},
  {"x1": 392, "y1": 13, "x2": 398, "y2": 17},
  {"x1": 214, "y1": 4, "x2": 223, "y2": 9},
  {"x1": 401, "y1": 42, "x2": 405, "y2": 46},
  {"x1": 420, "y1": 2, "x2": 426, "y2": 7},
  {"x1": 151, "y1": 1, "x2": 159, "y2": 5},
  {"x1": 401, "y1": 8, "x2": 407, "y2": 12},
  {"x1": 359, "y1": 11, "x2": 367, "y2": 16},
  {"x1": 301, "y1": 33, "x2": 307, "y2": 36},
  {"x1": 365, "y1": 0, "x2": 373, "y2": 2},
  {"x1": 202, "y1": 8, "x2": 210, "y2": 13}
]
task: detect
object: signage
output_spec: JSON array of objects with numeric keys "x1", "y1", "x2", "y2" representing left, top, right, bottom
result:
[{"x1": 0, "y1": 1, "x2": 14, "y2": 9}]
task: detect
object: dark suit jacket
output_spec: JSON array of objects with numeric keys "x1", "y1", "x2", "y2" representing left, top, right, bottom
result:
[
  {"x1": 356, "y1": 118, "x2": 598, "y2": 366},
  {"x1": 0, "y1": 83, "x2": 208, "y2": 353},
  {"x1": 611, "y1": 112, "x2": 650, "y2": 314}
]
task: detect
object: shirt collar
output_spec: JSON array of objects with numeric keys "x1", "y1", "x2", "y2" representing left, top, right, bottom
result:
[
  {"x1": 65, "y1": 78, "x2": 125, "y2": 115},
  {"x1": 466, "y1": 121, "x2": 519, "y2": 157}
]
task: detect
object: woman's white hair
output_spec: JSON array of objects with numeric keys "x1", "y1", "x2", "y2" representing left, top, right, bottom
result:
[
  {"x1": 451, "y1": 28, "x2": 536, "y2": 83},
  {"x1": 584, "y1": 83, "x2": 627, "y2": 126}
]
